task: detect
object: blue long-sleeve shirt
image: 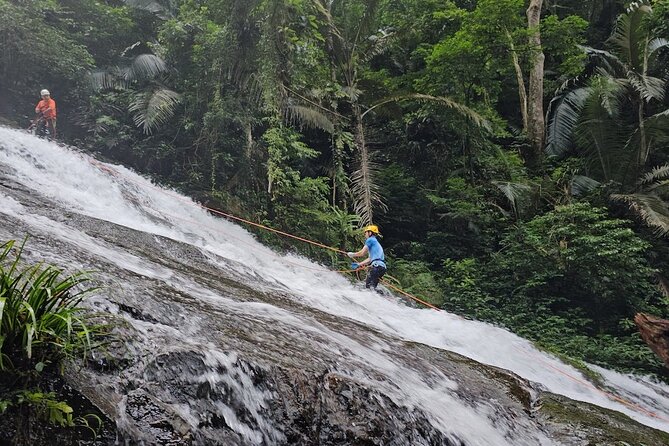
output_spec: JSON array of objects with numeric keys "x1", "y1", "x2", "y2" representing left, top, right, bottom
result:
[{"x1": 365, "y1": 236, "x2": 386, "y2": 268}]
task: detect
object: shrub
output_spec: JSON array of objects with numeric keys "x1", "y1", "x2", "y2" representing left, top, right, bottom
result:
[
  {"x1": 0, "y1": 240, "x2": 96, "y2": 374},
  {"x1": 0, "y1": 239, "x2": 100, "y2": 433},
  {"x1": 485, "y1": 203, "x2": 663, "y2": 334},
  {"x1": 391, "y1": 260, "x2": 444, "y2": 306}
]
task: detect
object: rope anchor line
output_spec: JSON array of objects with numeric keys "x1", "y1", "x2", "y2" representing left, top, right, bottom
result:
[{"x1": 87, "y1": 158, "x2": 669, "y2": 424}]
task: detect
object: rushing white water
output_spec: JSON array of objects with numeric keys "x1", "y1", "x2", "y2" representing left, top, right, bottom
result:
[{"x1": 1, "y1": 126, "x2": 668, "y2": 442}]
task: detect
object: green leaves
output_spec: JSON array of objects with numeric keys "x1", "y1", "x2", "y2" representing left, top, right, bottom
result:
[
  {"x1": 91, "y1": 53, "x2": 180, "y2": 135},
  {"x1": 608, "y1": 0, "x2": 653, "y2": 71},
  {"x1": 466, "y1": 202, "x2": 667, "y2": 375},
  {"x1": 489, "y1": 203, "x2": 661, "y2": 321},
  {"x1": 0, "y1": 0, "x2": 94, "y2": 95},
  {"x1": 611, "y1": 192, "x2": 669, "y2": 237},
  {"x1": 16, "y1": 391, "x2": 74, "y2": 427},
  {"x1": 263, "y1": 126, "x2": 318, "y2": 195},
  {"x1": 0, "y1": 239, "x2": 103, "y2": 432},
  {"x1": 0, "y1": 239, "x2": 97, "y2": 373},
  {"x1": 129, "y1": 87, "x2": 181, "y2": 134}
]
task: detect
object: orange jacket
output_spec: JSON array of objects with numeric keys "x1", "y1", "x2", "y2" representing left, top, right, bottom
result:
[{"x1": 35, "y1": 98, "x2": 57, "y2": 119}]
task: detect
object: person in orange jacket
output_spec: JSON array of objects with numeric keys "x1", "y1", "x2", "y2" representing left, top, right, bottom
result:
[{"x1": 34, "y1": 89, "x2": 57, "y2": 138}]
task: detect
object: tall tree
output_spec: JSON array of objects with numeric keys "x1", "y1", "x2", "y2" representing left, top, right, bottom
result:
[
  {"x1": 309, "y1": 0, "x2": 388, "y2": 225},
  {"x1": 527, "y1": 0, "x2": 546, "y2": 156},
  {"x1": 546, "y1": 0, "x2": 669, "y2": 235}
]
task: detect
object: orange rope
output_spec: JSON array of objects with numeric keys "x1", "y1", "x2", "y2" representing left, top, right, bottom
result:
[
  {"x1": 87, "y1": 158, "x2": 669, "y2": 423},
  {"x1": 202, "y1": 207, "x2": 346, "y2": 254},
  {"x1": 380, "y1": 280, "x2": 442, "y2": 311}
]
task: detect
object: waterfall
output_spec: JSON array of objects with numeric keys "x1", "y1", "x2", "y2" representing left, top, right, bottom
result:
[{"x1": 1, "y1": 126, "x2": 667, "y2": 445}]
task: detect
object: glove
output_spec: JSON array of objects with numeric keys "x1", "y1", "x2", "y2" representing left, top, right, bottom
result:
[
  {"x1": 351, "y1": 262, "x2": 359, "y2": 270},
  {"x1": 347, "y1": 252, "x2": 356, "y2": 259}
]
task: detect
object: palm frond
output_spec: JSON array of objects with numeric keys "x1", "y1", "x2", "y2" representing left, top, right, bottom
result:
[
  {"x1": 492, "y1": 181, "x2": 534, "y2": 217},
  {"x1": 363, "y1": 94, "x2": 490, "y2": 131},
  {"x1": 350, "y1": 129, "x2": 386, "y2": 226},
  {"x1": 592, "y1": 75, "x2": 628, "y2": 115},
  {"x1": 571, "y1": 175, "x2": 601, "y2": 196},
  {"x1": 648, "y1": 37, "x2": 669, "y2": 58},
  {"x1": 627, "y1": 73, "x2": 667, "y2": 102},
  {"x1": 641, "y1": 164, "x2": 669, "y2": 185},
  {"x1": 583, "y1": 46, "x2": 626, "y2": 77},
  {"x1": 90, "y1": 69, "x2": 126, "y2": 91},
  {"x1": 625, "y1": 109, "x2": 669, "y2": 166},
  {"x1": 358, "y1": 29, "x2": 394, "y2": 65},
  {"x1": 546, "y1": 87, "x2": 591, "y2": 156},
  {"x1": 554, "y1": 66, "x2": 591, "y2": 95},
  {"x1": 285, "y1": 104, "x2": 335, "y2": 134},
  {"x1": 121, "y1": 41, "x2": 142, "y2": 58},
  {"x1": 126, "y1": 54, "x2": 168, "y2": 83},
  {"x1": 611, "y1": 192, "x2": 669, "y2": 237},
  {"x1": 642, "y1": 109, "x2": 669, "y2": 143},
  {"x1": 128, "y1": 88, "x2": 181, "y2": 134},
  {"x1": 342, "y1": 85, "x2": 361, "y2": 102},
  {"x1": 350, "y1": 160, "x2": 386, "y2": 226},
  {"x1": 609, "y1": 1, "x2": 652, "y2": 70},
  {"x1": 574, "y1": 77, "x2": 632, "y2": 180}
]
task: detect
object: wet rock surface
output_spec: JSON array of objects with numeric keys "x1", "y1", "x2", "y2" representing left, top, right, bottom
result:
[{"x1": 1, "y1": 148, "x2": 669, "y2": 445}]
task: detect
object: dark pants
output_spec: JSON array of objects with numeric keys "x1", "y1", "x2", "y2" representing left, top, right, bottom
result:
[
  {"x1": 365, "y1": 265, "x2": 386, "y2": 291},
  {"x1": 35, "y1": 117, "x2": 57, "y2": 139}
]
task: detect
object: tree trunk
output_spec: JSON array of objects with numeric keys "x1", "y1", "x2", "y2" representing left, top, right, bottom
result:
[
  {"x1": 637, "y1": 34, "x2": 649, "y2": 176},
  {"x1": 635, "y1": 313, "x2": 669, "y2": 370},
  {"x1": 244, "y1": 121, "x2": 254, "y2": 160},
  {"x1": 526, "y1": 0, "x2": 545, "y2": 157},
  {"x1": 506, "y1": 30, "x2": 528, "y2": 133},
  {"x1": 638, "y1": 101, "x2": 647, "y2": 172},
  {"x1": 324, "y1": 0, "x2": 345, "y2": 208}
]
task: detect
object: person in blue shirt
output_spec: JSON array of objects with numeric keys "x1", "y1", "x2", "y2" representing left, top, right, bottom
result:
[{"x1": 347, "y1": 225, "x2": 386, "y2": 293}]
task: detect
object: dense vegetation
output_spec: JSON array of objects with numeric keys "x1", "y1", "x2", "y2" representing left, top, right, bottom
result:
[
  {"x1": 0, "y1": 239, "x2": 101, "y2": 438},
  {"x1": 1, "y1": 0, "x2": 668, "y2": 378}
]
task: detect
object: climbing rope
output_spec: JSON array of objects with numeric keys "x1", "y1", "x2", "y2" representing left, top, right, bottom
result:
[
  {"x1": 204, "y1": 206, "x2": 347, "y2": 255},
  {"x1": 87, "y1": 158, "x2": 669, "y2": 424}
]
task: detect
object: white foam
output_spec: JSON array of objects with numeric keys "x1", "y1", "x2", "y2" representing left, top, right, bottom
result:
[{"x1": 2, "y1": 126, "x2": 668, "y2": 439}]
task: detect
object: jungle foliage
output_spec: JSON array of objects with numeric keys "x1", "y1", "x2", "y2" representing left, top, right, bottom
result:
[
  {"x1": 1, "y1": 0, "x2": 668, "y2": 379},
  {"x1": 0, "y1": 239, "x2": 102, "y2": 439}
]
